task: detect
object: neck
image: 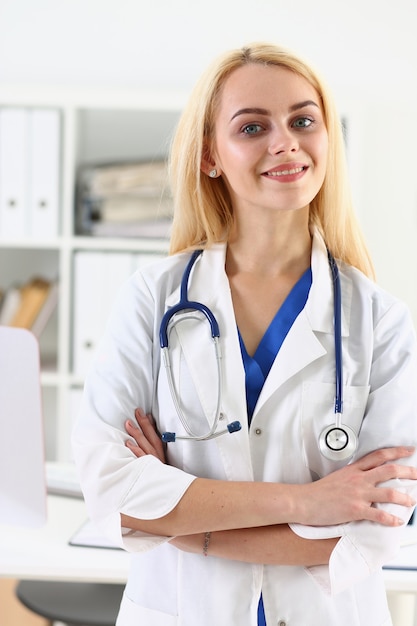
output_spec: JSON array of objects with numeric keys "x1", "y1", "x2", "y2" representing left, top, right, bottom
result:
[{"x1": 226, "y1": 209, "x2": 312, "y2": 278}]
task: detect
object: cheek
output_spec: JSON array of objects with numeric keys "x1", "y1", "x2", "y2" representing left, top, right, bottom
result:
[{"x1": 215, "y1": 141, "x2": 246, "y2": 171}]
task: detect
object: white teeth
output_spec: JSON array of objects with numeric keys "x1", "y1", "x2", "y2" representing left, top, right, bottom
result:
[{"x1": 267, "y1": 167, "x2": 304, "y2": 176}]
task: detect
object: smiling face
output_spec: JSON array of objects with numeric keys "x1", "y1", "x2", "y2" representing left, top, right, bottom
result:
[{"x1": 207, "y1": 63, "x2": 328, "y2": 221}]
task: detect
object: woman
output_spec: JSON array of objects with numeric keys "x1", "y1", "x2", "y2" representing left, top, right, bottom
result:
[{"x1": 73, "y1": 43, "x2": 417, "y2": 625}]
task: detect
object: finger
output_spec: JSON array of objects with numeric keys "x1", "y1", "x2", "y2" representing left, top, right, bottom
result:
[
  {"x1": 134, "y1": 409, "x2": 166, "y2": 459},
  {"x1": 125, "y1": 418, "x2": 142, "y2": 442},
  {"x1": 370, "y1": 463, "x2": 417, "y2": 484},
  {"x1": 354, "y1": 446, "x2": 415, "y2": 471},
  {"x1": 134, "y1": 408, "x2": 163, "y2": 446},
  {"x1": 125, "y1": 438, "x2": 146, "y2": 458},
  {"x1": 369, "y1": 486, "x2": 416, "y2": 508},
  {"x1": 361, "y1": 506, "x2": 407, "y2": 527},
  {"x1": 125, "y1": 419, "x2": 156, "y2": 455}
]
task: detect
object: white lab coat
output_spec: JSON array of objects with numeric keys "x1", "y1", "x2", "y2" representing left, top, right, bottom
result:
[{"x1": 72, "y1": 233, "x2": 417, "y2": 626}]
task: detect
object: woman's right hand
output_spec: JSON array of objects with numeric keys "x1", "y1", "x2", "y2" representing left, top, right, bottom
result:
[
  {"x1": 298, "y1": 446, "x2": 417, "y2": 527},
  {"x1": 125, "y1": 408, "x2": 166, "y2": 463}
]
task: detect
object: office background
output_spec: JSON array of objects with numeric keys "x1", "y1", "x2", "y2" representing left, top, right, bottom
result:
[
  {"x1": 0, "y1": 2, "x2": 417, "y2": 625},
  {"x1": 1, "y1": 0, "x2": 416, "y2": 318}
]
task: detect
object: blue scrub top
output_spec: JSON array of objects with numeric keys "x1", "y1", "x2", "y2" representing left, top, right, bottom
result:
[{"x1": 238, "y1": 268, "x2": 312, "y2": 626}]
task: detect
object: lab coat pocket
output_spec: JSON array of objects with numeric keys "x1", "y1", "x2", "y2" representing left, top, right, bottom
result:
[
  {"x1": 301, "y1": 382, "x2": 370, "y2": 477},
  {"x1": 117, "y1": 590, "x2": 177, "y2": 626}
]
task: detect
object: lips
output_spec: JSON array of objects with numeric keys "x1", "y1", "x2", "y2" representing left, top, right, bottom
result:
[{"x1": 263, "y1": 163, "x2": 308, "y2": 182}]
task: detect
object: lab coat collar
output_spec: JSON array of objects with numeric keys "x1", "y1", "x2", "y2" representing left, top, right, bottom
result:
[
  {"x1": 165, "y1": 234, "x2": 352, "y2": 337},
  {"x1": 162, "y1": 236, "x2": 353, "y2": 465},
  {"x1": 164, "y1": 243, "x2": 227, "y2": 311},
  {"x1": 305, "y1": 233, "x2": 351, "y2": 337},
  {"x1": 255, "y1": 232, "x2": 352, "y2": 414}
]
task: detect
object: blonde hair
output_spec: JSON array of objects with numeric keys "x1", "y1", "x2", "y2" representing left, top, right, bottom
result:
[{"x1": 169, "y1": 42, "x2": 374, "y2": 279}]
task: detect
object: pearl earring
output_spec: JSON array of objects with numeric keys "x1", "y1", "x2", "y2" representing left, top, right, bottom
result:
[{"x1": 209, "y1": 169, "x2": 217, "y2": 178}]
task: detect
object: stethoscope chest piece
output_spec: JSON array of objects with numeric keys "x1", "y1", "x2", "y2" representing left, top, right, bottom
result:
[{"x1": 318, "y1": 421, "x2": 358, "y2": 461}]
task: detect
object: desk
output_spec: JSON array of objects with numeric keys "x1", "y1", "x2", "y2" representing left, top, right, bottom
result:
[
  {"x1": 1, "y1": 496, "x2": 417, "y2": 625},
  {"x1": 0, "y1": 495, "x2": 130, "y2": 583}
]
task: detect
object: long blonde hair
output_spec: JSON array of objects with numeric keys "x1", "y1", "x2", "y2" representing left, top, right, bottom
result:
[{"x1": 169, "y1": 42, "x2": 374, "y2": 278}]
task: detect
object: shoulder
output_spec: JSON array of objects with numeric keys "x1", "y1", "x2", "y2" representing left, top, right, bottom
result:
[
  {"x1": 132, "y1": 244, "x2": 226, "y2": 295},
  {"x1": 118, "y1": 252, "x2": 190, "y2": 304},
  {"x1": 136, "y1": 252, "x2": 189, "y2": 288},
  {"x1": 340, "y1": 261, "x2": 412, "y2": 329}
]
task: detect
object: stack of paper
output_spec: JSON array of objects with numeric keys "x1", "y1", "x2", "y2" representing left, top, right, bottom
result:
[{"x1": 76, "y1": 160, "x2": 172, "y2": 238}]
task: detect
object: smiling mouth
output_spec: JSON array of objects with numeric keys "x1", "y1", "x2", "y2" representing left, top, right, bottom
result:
[{"x1": 265, "y1": 166, "x2": 306, "y2": 177}]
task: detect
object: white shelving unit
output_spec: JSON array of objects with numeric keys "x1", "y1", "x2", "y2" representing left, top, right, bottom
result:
[{"x1": 0, "y1": 86, "x2": 187, "y2": 461}]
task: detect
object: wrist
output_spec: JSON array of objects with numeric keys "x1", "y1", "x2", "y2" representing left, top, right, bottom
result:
[{"x1": 203, "y1": 531, "x2": 211, "y2": 556}]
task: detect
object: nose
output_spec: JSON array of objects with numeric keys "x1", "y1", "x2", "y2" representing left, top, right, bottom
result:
[{"x1": 268, "y1": 126, "x2": 299, "y2": 155}]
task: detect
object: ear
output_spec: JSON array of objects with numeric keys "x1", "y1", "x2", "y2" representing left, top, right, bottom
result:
[{"x1": 201, "y1": 143, "x2": 220, "y2": 177}]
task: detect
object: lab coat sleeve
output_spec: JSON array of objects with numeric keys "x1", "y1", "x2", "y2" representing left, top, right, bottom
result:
[
  {"x1": 72, "y1": 269, "x2": 197, "y2": 552},
  {"x1": 290, "y1": 299, "x2": 417, "y2": 595}
]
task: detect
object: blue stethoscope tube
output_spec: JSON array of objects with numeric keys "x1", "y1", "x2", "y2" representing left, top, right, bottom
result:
[
  {"x1": 319, "y1": 251, "x2": 358, "y2": 461},
  {"x1": 160, "y1": 249, "x2": 358, "y2": 460},
  {"x1": 160, "y1": 250, "x2": 242, "y2": 442}
]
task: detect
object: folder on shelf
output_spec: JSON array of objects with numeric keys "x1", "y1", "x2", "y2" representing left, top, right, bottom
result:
[
  {"x1": 0, "y1": 108, "x2": 29, "y2": 238},
  {"x1": 72, "y1": 251, "x2": 138, "y2": 377},
  {"x1": 0, "y1": 106, "x2": 61, "y2": 240},
  {"x1": 28, "y1": 109, "x2": 60, "y2": 239}
]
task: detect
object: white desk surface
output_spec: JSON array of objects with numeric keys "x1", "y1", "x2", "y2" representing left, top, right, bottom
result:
[
  {"x1": 0, "y1": 494, "x2": 130, "y2": 583},
  {"x1": 1, "y1": 493, "x2": 417, "y2": 596}
]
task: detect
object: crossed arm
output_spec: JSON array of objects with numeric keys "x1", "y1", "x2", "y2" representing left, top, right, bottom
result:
[{"x1": 120, "y1": 409, "x2": 417, "y2": 566}]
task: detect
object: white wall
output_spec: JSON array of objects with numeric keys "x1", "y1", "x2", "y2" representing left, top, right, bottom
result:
[
  {"x1": 0, "y1": 0, "x2": 416, "y2": 97},
  {"x1": 1, "y1": 0, "x2": 416, "y2": 318}
]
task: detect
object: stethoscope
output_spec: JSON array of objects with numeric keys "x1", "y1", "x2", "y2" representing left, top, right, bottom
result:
[
  {"x1": 319, "y1": 252, "x2": 358, "y2": 461},
  {"x1": 159, "y1": 249, "x2": 358, "y2": 461}
]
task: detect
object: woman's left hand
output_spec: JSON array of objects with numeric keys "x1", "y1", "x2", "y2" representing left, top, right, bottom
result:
[{"x1": 125, "y1": 408, "x2": 166, "y2": 463}]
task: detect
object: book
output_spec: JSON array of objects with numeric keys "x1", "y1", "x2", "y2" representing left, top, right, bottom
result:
[
  {"x1": 0, "y1": 286, "x2": 22, "y2": 325},
  {"x1": 4, "y1": 277, "x2": 58, "y2": 337},
  {"x1": 10, "y1": 278, "x2": 51, "y2": 329},
  {"x1": 30, "y1": 280, "x2": 59, "y2": 337}
]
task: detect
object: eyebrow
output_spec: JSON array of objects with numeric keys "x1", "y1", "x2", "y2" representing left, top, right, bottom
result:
[
  {"x1": 289, "y1": 100, "x2": 320, "y2": 112},
  {"x1": 230, "y1": 100, "x2": 320, "y2": 122}
]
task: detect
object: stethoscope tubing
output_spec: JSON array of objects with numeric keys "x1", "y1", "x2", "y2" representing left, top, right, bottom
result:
[
  {"x1": 159, "y1": 250, "x2": 220, "y2": 349},
  {"x1": 327, "y1": 250, "x2": 343, "y2": 415},
  {"x1": 160, "y1": 249, "x2": 238, "y2": 442},
  {"x1": 159, "y1": 247, "x2": 357, "y2": 459}
]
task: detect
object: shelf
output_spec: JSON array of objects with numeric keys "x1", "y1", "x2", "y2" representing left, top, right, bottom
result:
[
  {"x1": 0, "y1": 238, "x2": 62, "y2": 250},
  {"x1": 0, "y1": 90, "x2": 180, "y2": 461},
  {"x1": 70, "y1": 235, "x2": 170, "y2": 253},
  {"x1": 40, "y1": 371, "x2": 61, "y2": 387}
]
